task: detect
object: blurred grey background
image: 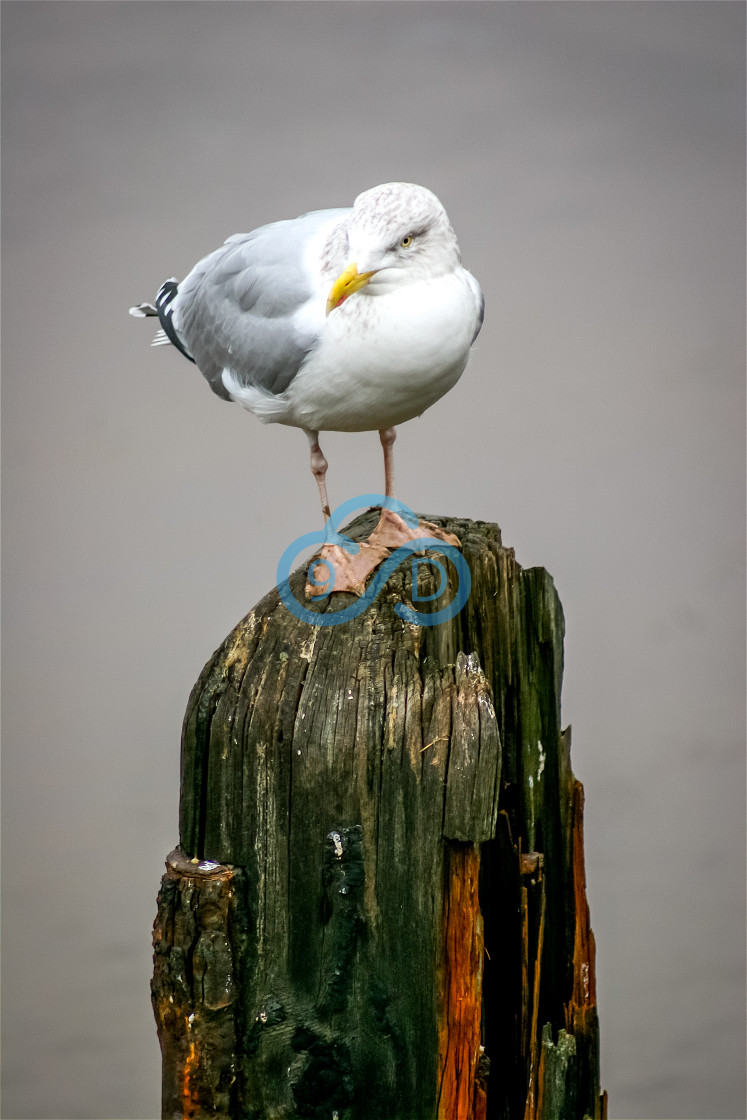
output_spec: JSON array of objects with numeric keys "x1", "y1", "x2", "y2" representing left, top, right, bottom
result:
[{"x1": 2, "y1": 2, "x2": 744, "y2": 1117}]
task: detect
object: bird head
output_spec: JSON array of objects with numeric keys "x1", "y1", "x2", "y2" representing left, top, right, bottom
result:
[{"x1": 326, "y1": 182, "x2": 462, "y2": 315}]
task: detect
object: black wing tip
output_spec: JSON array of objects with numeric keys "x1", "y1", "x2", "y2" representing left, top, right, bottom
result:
[
  {"x1": 131, "y1": 278, "x2": 195, "y2": 364},
  {"x1": 155, "y1": 278, "x2": 179, "y2": 306},
  {"x1": 154, "y1": 278, "x2": 196, "y2": 364}
]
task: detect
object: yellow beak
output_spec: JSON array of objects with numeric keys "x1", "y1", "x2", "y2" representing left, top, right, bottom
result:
[{"x1": 326, "y1": 263, "x2": 376, "y2": 316}]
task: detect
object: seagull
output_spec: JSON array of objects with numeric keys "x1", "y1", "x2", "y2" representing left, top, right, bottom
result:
[{"x1": 130, "y1": 182, "x2": 484, "y2": 596}]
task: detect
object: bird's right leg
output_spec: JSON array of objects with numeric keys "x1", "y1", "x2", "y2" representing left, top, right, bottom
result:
[
  {"x1": 303, "y1": 429, "x2": 389, "y2": 598},
  {"x1": 306, "y1": 429, "x2": 332, "y2": 525}
]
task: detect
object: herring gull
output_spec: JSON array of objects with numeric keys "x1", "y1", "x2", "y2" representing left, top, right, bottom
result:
[{"x1": 130, "y1": 182, "x2": 484, "y2": 595}]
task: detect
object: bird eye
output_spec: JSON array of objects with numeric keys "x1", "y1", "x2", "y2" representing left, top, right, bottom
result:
[{"x1": 400, "y1": 235, "x2": 414, "y2": 249}]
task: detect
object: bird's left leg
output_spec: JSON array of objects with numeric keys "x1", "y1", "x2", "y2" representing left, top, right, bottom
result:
[{"x1": 367, "y1": 427, "x2": 461, "y2": 550}]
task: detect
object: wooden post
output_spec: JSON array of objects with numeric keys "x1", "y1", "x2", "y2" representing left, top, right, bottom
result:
[{"x1": 152, "y1": 512, "x2": 606, "y2": 1119}]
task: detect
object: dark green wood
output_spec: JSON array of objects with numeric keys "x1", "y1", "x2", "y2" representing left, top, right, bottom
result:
[{"x1": 152, "y1": 512, "x2": 605, "y2": 1119}]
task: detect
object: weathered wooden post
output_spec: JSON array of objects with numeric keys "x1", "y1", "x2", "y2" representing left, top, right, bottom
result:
[{"x1": 152, "y1": 511, "x2": 606, "y2": 1119}]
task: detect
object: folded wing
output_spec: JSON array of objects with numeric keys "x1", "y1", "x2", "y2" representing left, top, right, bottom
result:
[{"x1": 173, "y1": 208, "x2": 348, "y2": 402}]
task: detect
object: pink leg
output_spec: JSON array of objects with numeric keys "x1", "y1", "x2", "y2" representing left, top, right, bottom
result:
[
  {"x1": 303, "y1": 425, "x2": 461, "y2": 599},
  {"x1": 368, "y1": 426, "x2": 461, "y2": 551},
  {"x1": 306, "y1": 429, "x2": 331, "y2": 524},
  {"x1": 380, "y1": 426, "x2": 397, "y2": 499},
  {"x1": 304, "y1": 427, "x2": 389, "y2": 598}
]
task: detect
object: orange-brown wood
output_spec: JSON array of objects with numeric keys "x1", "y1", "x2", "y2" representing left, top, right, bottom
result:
[
  {"x1": 151, "y1": 850, "x2": 238, "y2": 1120},
  {"x1": 563, "y1": 780, "x2": 605, "y2": 1120},
  {"x1": 438, "y1": 843, "x2": 484, "y2": 1120},
  {"x1": 182, "y1": 1031, "x2": 199, "y2": 1119},
  {"x1": 565, "y1": 781, "x2": 597, "y2": 1032},
  {"x1": 520, "y1": 884, "x2": 530, "y2": 1064},
  {"x1": 474, "y1": 1079, "x2": 489, "y2": 1120},
  {"x1": 522, "y1": 871, "x2": 546, "y2": 1120}
]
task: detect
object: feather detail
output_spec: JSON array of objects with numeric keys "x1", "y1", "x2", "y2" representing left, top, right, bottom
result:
[{"x1": 129, "y1": 302, "x2": 158, "y2": 318}]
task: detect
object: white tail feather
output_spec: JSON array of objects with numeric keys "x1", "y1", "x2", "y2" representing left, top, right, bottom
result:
[{"x1": 129, "y1": 302, "x2": 157, "y2": 318}]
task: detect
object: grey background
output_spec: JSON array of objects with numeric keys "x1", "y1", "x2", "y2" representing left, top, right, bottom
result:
[{"x1": 2, "y1": 2, "x2": 744, "y2": 1117}]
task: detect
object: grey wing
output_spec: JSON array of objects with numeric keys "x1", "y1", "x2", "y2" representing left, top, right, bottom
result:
[{"x1": 173, "y1": 208, "x2": 349, "y2": 401}]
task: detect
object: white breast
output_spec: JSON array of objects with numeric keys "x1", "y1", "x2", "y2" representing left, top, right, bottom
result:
[{"x1": 282, "y1": 269, "x2": 481, "y2": 433}]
